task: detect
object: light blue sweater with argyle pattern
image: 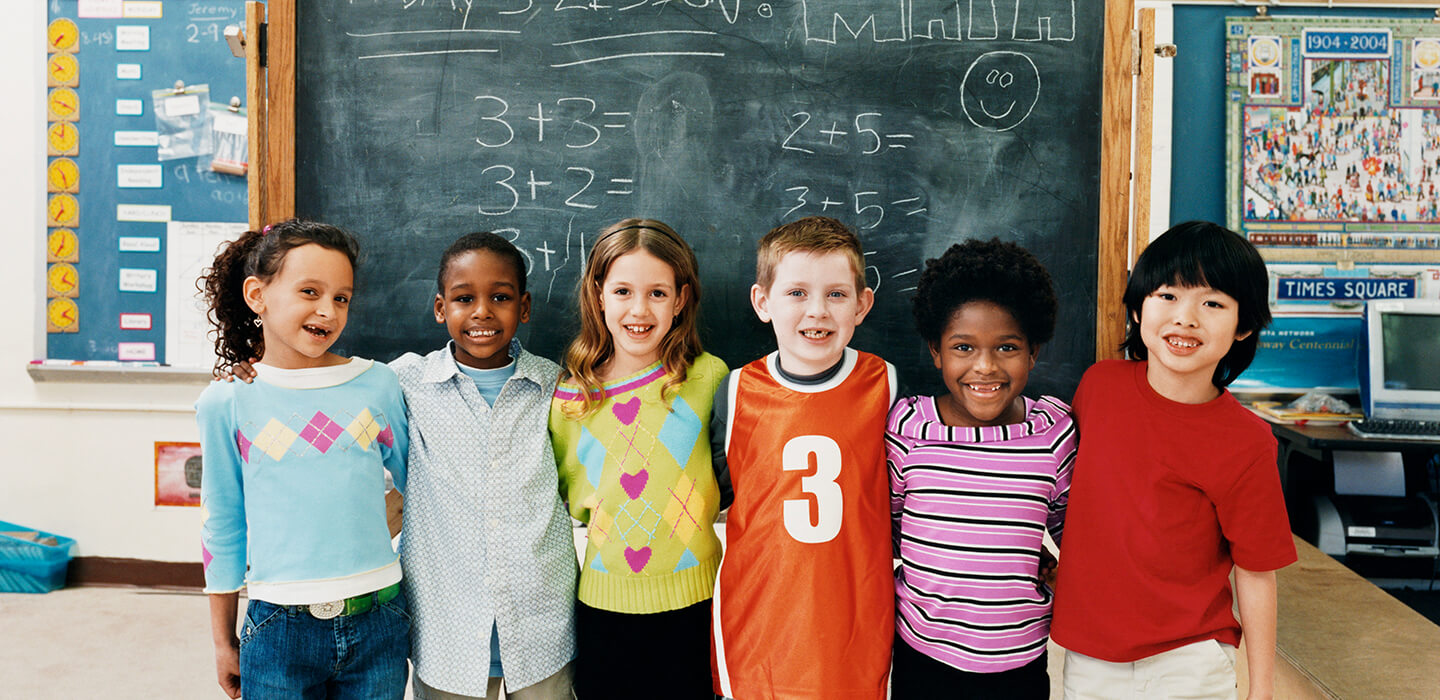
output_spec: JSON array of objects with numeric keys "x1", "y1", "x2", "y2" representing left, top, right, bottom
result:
[{"x1": 196, "y1": 358, "x2": 409, "y2": 603}]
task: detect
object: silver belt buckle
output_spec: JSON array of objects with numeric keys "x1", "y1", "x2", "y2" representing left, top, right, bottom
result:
[{"x1": 308, "y1": 600, "x2": 344, "y2": 620}]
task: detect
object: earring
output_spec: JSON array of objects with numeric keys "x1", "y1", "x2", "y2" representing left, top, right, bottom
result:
[{"x1": 252, "y1": 318, "x2": 263, "y2": 327}]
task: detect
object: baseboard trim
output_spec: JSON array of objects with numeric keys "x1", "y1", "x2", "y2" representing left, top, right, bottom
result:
[{"x1": 68, "y1": 557, "x2": 204, "y2": 588}]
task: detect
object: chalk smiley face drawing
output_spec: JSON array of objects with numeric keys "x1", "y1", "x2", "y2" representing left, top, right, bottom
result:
[{"x1": 960, "y1": 51, "x2": 1041, "y2": 132}]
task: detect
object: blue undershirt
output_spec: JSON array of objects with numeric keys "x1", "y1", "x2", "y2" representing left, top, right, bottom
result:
[
  {"x1": 455, "y1": 355, "x2": 517, "y2": 677},
  {"x1": 455, "y1": 356, "x2": 516, "y2": 407}
]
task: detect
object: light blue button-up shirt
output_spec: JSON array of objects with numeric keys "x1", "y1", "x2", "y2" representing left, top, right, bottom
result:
[{"x1": 392, "y1": 341, "x2": 578, "y2": 695}]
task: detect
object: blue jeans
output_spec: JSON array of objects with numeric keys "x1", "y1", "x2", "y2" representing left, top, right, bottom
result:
[{"x1": 239, "y1": 591, "x2": 411, "y2": 700}]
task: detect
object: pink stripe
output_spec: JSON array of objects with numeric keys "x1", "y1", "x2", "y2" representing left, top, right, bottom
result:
[{"x1": 553, "y1": 364, "x2": 666, "y2": 402}]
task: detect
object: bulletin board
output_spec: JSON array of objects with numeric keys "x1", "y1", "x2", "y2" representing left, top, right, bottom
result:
[
  {"x1": 1225, "y1": 15, "x2": 1440, "y2": 262},
  {"x1": 1167, "y1": 4, "x2": 1438, "y2": 249},
  {"x1": 42, "y1": 0, "x2": 249, "y2": 367},
  {"x1": 1167, "y1": 5, "x2": 1440, "y2": 396}
]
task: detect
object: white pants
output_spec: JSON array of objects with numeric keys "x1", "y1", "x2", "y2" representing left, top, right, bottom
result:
[
  {"x1": 413, "y1": 662, "x2": 576, "y2": 700},
  {"x1": 1063, "y1": 639, "x2": 1237, "y2": 700}
]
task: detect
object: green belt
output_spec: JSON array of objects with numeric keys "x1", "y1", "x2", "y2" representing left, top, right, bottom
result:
[{"x1": 305, "y1": 582, "x2": 400, "y2": 619}]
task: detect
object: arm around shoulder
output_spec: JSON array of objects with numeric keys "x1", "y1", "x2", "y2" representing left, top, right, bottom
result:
[
  {"x1": 711, "y1": 369, "x2": 737, "y2": 511},
  {"x1": 371, "y1": 363, "x2": 410, "y2": 494}
]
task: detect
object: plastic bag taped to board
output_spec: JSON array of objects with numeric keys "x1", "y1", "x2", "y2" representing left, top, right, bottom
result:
[
  {"x1": 208, "y1": 100, "x2": 247, "y2": 176},
  {"x1": 152, "y1": 83, "x2": 213, "y2": 161}
]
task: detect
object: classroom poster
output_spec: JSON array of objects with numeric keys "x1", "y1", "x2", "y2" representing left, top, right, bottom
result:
[
  {"x1": 165, "y1": 221, "x2": 244, "y2": 370},
  {"x1": 1226, "y1": 16, "x2": 1440, "y2": 262},
  {"x1": 154, "y1": 441, "x2": 202, "y2": 508}
]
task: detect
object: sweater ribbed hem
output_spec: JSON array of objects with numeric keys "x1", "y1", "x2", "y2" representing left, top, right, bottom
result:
[{"x1": 577, "y1": 553, "x2": 720, "y2": 614}]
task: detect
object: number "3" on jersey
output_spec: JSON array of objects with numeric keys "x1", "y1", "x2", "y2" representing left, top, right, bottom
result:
[{"x1": 782, "y1": 436, "x2": 843, "y2": 543}]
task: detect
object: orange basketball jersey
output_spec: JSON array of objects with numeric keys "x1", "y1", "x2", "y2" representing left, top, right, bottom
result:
[{"x1": 711, "y1": 349, "x2": 896, "y2": 700}]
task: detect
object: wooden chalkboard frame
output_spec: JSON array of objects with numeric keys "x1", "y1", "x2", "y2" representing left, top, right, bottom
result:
[{"x1": 247, "y1": 0, "x2": 1135, "y2": 364}]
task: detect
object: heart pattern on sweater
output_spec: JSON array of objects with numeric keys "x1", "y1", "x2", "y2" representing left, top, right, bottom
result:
[
  {"x1": 624, "y1": 546, "x2": 652, "y2": 573},
  {"x1": 611, "y1": 396, "x2": 641, "y2": 426},
  {"x1": 619, "y1": 469, "x2": 649, "y2": 499}
]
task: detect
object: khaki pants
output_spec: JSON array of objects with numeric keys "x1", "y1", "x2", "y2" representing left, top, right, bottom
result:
[
  {"x1": 413, "y1": 662, "x2": 576, "y2": 700},
  {"x1": 1063, "y1": 640, "x2": 1237, "y2": 700}
]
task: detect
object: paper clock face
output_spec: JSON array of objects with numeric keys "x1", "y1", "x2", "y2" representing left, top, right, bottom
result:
[
  {"x1": 47, "y1": 158, "x2": 79, "y2": 193},
  {"x1": 48, "y1": 18, "x2": 78, "y2": 53},
  {"x1": 47, "y1": 262, "x2": 79, "y2": 298},
  {"x1": 48, "y1": 88, "x2": 80, "y2": 121},
  {"x1": 48, "y1": 194, "x2": 79, "y2": 227},
  {"x1": 47, "y1": 298, "x2": 79, "y2": 333},
  {"x1": 48, "y1": 122, "x2": 78, "y2": 156},
  {"x1": 48, "y1": 53, "x2": 78, "y2": 87},
  {"x1": 48, "y1": 229, "x2": 79, "y2": 263}
]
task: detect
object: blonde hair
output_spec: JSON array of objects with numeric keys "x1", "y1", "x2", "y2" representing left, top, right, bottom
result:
[
  {"x1": 561, "y1": 219, "x2": 704, "y2": 419},
  {"x1": 755, "y1": 216, "x2": 867, "y2": 292}
]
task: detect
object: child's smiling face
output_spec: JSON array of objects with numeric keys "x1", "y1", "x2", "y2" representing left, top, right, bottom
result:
[
  {"x1": 244, "y1": 243, "x2": 353, "y2": 369},
  {"x1": 1136, "y1": 283, "x2": 1250, "y2": 403},
  {"x1": 751, "y1": 250, "x2": 874, "y2": 376},
  {"x1": 929, "y1": 300, "x2": 1034, "y2": 427},
  {"x1": 599, "y1": 248, "x2": 688, "y2": 378},
  {"x1": 435, "y1": 249, "x2": 530, "y2": 370}
]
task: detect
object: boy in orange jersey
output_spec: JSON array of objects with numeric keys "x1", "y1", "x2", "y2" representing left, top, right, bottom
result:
[{"x1": 709, "y1": 216, "x2": 898, "y2": 699}]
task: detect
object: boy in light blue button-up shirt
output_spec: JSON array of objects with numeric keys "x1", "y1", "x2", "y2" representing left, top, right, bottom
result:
[{"x1": 391, "y1": 233, "x2": 578, "y2": 700}]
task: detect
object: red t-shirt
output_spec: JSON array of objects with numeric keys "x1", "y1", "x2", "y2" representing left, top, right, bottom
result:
[
  {"x1": 711, "y1": 350, "x2": 896, "y2": 699},
  {"x1": 1050, "y1": 360, "x2": 1297, "y2": 662}
]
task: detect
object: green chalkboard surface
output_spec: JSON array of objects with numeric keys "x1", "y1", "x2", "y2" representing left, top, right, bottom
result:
[{"x1": 295, "y1": 0, "x2": 1102, "y2": 399}]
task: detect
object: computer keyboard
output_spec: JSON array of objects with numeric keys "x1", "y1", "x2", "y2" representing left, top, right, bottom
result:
[{"x1": 1349, "y1": 418, "x2": 1440, "y2": 441}]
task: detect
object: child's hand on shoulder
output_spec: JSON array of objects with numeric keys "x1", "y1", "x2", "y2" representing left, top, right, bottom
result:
[{"x1": 214, "y1": 358, "x2": 259, "y2": 384}]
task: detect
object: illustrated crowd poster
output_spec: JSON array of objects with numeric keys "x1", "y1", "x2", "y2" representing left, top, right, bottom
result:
[{"x1": 1226, "y1": 16, "x2": 1440, "y2": 262}]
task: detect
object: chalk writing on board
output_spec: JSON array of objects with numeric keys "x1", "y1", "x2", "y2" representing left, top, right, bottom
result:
[
  {"x1": 961, "y1": 51, "x2": 1041, "y2": 131},
  {"x1": 294, "y1": 0, "x2": 1104, "y2": 401}
]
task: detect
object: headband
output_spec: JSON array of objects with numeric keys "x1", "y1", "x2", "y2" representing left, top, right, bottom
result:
[{"x1": 597, "y1": 222, "x2": 679, "y2": 245}]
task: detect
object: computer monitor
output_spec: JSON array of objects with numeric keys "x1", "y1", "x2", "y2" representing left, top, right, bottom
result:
[{"x1": 1360, "y1": 299, "x2": 1440, "y2": 421}]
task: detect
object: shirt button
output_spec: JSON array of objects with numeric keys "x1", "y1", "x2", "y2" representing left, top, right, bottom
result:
[
  {"x1": 488, "y1": 518, "x2": 500, "y2": 529},
  {"x1": 484, "y1": 576, "x2": 495, "y2": 586}
]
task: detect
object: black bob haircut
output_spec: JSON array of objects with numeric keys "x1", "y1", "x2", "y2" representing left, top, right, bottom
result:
[
  {"x1": 436, "y1": 232, "x2": 529, "y2": 294},
  {"x1": 911, "y1": 237, "x2": 1057, "y2": 350},
  {"x1": 1121, "y1": 220, "x2": 1272, "y2": 388}
]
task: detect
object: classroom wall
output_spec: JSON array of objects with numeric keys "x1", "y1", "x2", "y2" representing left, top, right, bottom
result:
[
  {"x1": 2, "y1": 3, "x2": 205, "y2": 563},
  {"x1": 5, "y1": 1, "x2": 1394, "y2": 566},
  {"x1": 1, "y1": 1, "x2": 1175, "y2": 567}
]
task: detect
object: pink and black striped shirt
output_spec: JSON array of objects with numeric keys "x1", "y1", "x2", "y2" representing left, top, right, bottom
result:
[{"x1": 886, "y1": 394, "x2": 1076, "y2": 673}]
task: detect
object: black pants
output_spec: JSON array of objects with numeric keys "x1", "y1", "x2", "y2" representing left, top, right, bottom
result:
[
  {"x1": 574, "y1": 599, "x2": 716, "y2": 700},
  {"x1": 890, "y1": 634, "x2": 1050, "y2": 700}
]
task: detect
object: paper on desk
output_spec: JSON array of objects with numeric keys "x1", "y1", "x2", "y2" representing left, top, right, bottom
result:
[{"x1": 1333, "y1": 450, "x2": 1406, "y2": 498}]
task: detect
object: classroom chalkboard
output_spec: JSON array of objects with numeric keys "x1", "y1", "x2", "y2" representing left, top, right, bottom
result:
[
  {"x1": 44, "y1": 0, "x2": 249, "y2": 365},
  {"x1": 292, "y1": 0, "x2": 1103, "y2": 400}
]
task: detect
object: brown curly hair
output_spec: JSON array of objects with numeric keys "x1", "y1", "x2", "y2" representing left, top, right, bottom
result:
[{"x1": 198, "y1": 219, "x2": 360, "y2": 374}]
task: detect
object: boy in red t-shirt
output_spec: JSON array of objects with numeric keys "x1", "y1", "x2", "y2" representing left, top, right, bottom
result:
[{"x1": 1051, "y1": 221, "x2": 1297, "y2": 700}]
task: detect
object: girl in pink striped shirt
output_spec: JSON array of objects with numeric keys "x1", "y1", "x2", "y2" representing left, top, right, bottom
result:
[{"x1": 886, "y1": 238, "x2": 1076, "y2": 699}]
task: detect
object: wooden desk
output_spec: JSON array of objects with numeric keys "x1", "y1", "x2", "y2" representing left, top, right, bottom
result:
[{"x1": 1269, "y1": 536, "x2": 1440, "y2": 699}]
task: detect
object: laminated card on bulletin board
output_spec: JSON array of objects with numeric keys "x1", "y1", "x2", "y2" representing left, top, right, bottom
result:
[{"x1": 41, "y1": 1, "x2": 250, "y2": 367}]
